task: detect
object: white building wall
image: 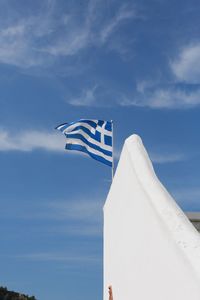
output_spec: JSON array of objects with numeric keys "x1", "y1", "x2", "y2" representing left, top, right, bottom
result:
[{"x1": 104, "y1": 135, "x2": 200, "y2": 300}]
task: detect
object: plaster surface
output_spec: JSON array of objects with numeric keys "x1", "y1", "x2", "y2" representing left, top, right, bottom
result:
[{"x1": 104, "y1": 134, "x2": 200, "y2": 300}]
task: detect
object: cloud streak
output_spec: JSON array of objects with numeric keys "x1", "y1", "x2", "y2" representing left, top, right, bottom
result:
[
  {"x1": 45, "y1": 199, "x2": 102, "y2": 223},
  {"x1": 1, "y1": 196, "x2": 103, "y2": 237},
  {"x1": 171, "y1": 43, "x2": 200, "y2": 84},
  {"x1": 120, "y1": 86, "x2": 200, "y2": 109},
  {"x1": 114, "y1": 42, "x2": 200, "y2": 110},
  {"x1": 113, "y1": 145, "x2": 186, "y2": 164},
  {"x1": 16, "y1": 252, "x2": 100, "y2": 264},
  {"x1": 150, "y1": 152, "x2": 186, "y2": 164},
  {"x1": 48, "y1": 224, "x2": 102, "y2": 237},
  {"x1": 0, "y1": 1, "x2": 137, "y2": 69},
  {"x1": 68, "y1": 85, "x2": 98, "y2": 106},
  {"x1": 99, "y1": 4, "x2": 136, "y2": 44},
  {"x1": 0, "y1": 129, "x2": 65, "y2": 152}
]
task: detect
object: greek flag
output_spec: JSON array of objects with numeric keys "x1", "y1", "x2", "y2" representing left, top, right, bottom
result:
[{"x1": 56, "y1": 119, "x2": 113, "y2": 167}]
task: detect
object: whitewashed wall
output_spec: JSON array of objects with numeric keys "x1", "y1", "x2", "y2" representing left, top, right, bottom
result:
[{"x1": 104, "y1": 135, "x2": 200, "y2": 300}]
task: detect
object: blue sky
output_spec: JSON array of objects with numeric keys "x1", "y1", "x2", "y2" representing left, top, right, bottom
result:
[{"x1": 1, "y1": 0, "x2": 200, "y2": 299}]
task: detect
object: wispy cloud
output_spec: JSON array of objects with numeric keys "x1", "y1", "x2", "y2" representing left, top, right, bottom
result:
[
  {"x1": 42, "y1": 28, "x2": 90, "y2": 57},
  {"x1": 0, "y1": 20, "x2": 41, "y2": 68},
  {"x1": 115, "y1": 41, "x2": 200, "y2": 109},
  {"x1": 0, "y1": 129, "x2": 65, "y2": 152},
  {"x1": 148, "y1": 87, "x2": 200, "y2": 109},
  {"x1": 99, "y1": 4, "x2": 136, "y2": 44},
  {"x1": 120, "y1": 86, "x2": 200, "y2": 109},
  {"x1": 171, "y1": 43, "x2": 200, "y2": 84},
  {"x1": 41, "y1": 3, "x2": 137, "y2": 57},
  {"x1": 1, "y1": 197, "x2": 103, "y2": 237},
  {"x1": 69, "y1": 76, "x2": 200, "y2": 109},
  {"x1": 0, "y1": 1, "x2": 137, "y2": 69},
  {"x1": 16, "y1": 252, "x2": 100, "y2": 264},
  {"x1": 114, "y1": 145, "x2": 186, "y2": 164},
  {"x1": 149, "y1": 152, "x2": 186, "y2": 164},
  {"x1": 67, "y1": 83, "x2": 121, "y2": 107},
  {"x1": 48, "y1": 224, "x2": 102, "y2": 237},
  {"x1": 0, "y1": 12, "x2": 56, "y2": 68},
  {"x1": 68, "y1": 85, "x2": 98, "y2": 106},
  {"x1": 46, "y1": 200, "x2": 102, "y2": 222}
]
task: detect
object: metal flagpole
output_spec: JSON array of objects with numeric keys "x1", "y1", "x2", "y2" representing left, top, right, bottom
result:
[{"x1": 111, "y1": 120, "x2": 114, "y2": 181}]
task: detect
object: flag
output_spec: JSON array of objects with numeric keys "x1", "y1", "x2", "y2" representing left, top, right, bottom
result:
[{"x1": 56, "y1": 119, "x2": 113, "y2": 167}]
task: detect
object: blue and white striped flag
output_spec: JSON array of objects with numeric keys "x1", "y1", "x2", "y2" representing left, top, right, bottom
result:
[{"x1": 56, "y1": 119, "x2": 113, "y2": 167}]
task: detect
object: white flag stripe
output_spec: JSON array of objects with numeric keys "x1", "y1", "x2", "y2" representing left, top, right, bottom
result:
[
  {"x1": 57, "y1": 122, "x2": 92, "y2": 132},
  {"x1": 66, "y1": 138, "x2": 113, "y2": 162},
  {"x1": 62, "y1": 122, "x2": 112, "y2": 137},
  {"x1": 66, "y1": 129, "x2": 112, "y2": 152},
  {"x1": 57, "y1": 120, "x2": 98, "y2": 130},
  {"x1": 62, "y1": 122, "x2": 96, "y2": 135},
  {"x1": 96, "y1": 125, "x2": 112, "y2": 136}
]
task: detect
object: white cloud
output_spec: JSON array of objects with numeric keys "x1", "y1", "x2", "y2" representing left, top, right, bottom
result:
[
  {"x1": 147, "y1": 88, "x2": 200, "y2": 108},
  {"x1": 99, "y1": 5, "x2": 136, "y2": 44},
  {"x1": 48, "y1": 224, "x2": 102, "y2": 237},
  {"x1": 42, "y1": 29, "x2": 90, "y2": 57},
  {"x1": 0, "y1": 17, "x2": 51, "y2": 68},
  {"x1": 43, "y1": 3, "x2": 136, "y2": 57},
  {"x1": 171, "y1": 43, "x2": 200, "y2": 83},
  {"x1": 68, "y1": 85, "x2": 98, "y2": 106},
  {"x1": 67, "y1": 81, "x2": 200, "y2": 109},
  {"x1": 114, "y1": 145, "x2": 186, "y2": 164},
  {"x1": 0, "y1": 129, "x2": 65, "y2": 152},
  {"x1": 33, "y1": 199, "x2": 103, "y2": 238},
  {"x1": 67, "y1": 83, "x2": 123, "y2": 107},
  {"x1": 120, "y1": 87, "x2": 200, "y2": 109},
  {"x1": 1, "y1": 24, "x2": 25, "y2": 37},
  {"x1": 1, "y1": 196, "x2": 103, "y2": 237},
  {"x1": 136, "y1": 79, "x2": 158, "y2": 93},
  {"x1": 0, "y1": 1, "x2": 136, "y2": 68},
  {"x1": 46, "y1": 199, "x2": 102, "y2": 222},
  {"x1": 114, "y1": 44, "x2": 200, "y2": 109},
  {"x1": 149, "y1": 152, "x2": 186, "y2": 164}
]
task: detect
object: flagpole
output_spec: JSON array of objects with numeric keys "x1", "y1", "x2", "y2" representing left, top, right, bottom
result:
[{"x1": 111, "y1": 120, "x2": 114, "y2": 181}]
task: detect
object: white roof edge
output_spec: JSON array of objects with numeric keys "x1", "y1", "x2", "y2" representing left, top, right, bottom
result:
[{"x1": 105, "y1": 134, "x2": 200, "y2": 278}]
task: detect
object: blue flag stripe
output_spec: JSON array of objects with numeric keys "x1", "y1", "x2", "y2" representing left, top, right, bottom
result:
[
  {"x1": 68, "y1": 119, "x2": 98, "y2": 129},
  {"x1": 66, "y1": 133, "x2": 112, "y2": 155},
  {"x1": 56, "y1": 121, "x2": 96, "y2": 132},
  {"x1": 65, "y1": 144, "x2": 112, "y2": 167},
  {"x1": 67, "y1": 134, "x2": 112, "y2": 156},
  {"x1": 65, "y1": 133, "x2": 112, "y2": 155},
  {"x1": 105, "y1": 122, "x2": 112, "y2": 131},
  {"x1": 68, "y1": 124, "x2": 112, "y2": 140},
  {"x1": 65, "y1": 128, "x2": 112, "y2": 150},
  {"x1": 67, "y1": 125, "x2": 101, "y2": 142},
  {"x1": 57, "y1": 120, "x2": 112, "y2": 133},
  {"x1": 80, "y1": 119, "x2": 112, "y2": 130}
]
